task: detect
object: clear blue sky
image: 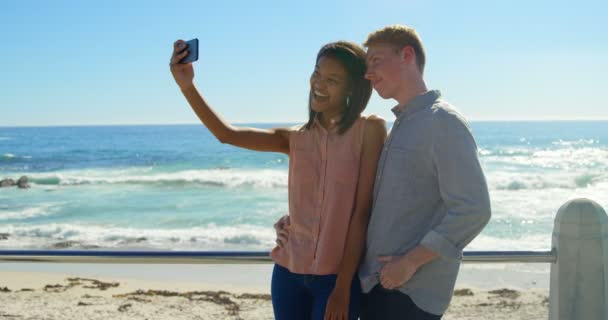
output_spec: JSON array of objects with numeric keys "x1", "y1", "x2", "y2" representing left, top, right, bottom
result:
[{"x1": 1, "y1": 0, "x2": 606, "y2": 126}]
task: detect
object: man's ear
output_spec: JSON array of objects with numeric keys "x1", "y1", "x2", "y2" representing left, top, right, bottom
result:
[{"x1": 400, "y1": 46, "x2": 415, "y2": 61}]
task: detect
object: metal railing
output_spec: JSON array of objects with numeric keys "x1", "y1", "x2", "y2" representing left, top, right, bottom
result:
[{"x1": 0, "y1": 249, "x2": 556, "y2": 264}]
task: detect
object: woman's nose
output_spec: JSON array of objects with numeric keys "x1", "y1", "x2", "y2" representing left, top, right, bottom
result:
[{"x1": 312, "y1": 78, "x2": 326, "y2": 90}]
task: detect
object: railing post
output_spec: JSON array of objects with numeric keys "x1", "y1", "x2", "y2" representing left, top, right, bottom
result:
[{"x1": 550, "y1": 198, "x2": 608, "y2": 320}]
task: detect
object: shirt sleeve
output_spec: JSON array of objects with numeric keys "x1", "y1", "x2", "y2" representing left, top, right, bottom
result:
[{"x1": 419, "y1": 108, "x2": 491, "y2": 261}]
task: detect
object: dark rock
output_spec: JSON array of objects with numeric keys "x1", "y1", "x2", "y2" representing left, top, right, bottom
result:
[
  {"x1": 119, "y1": 237, "x2": 147, "y2": 245},
  {"x1": 0, "y1": 233, "x2": 9, "y2": 240},
  {"x1": 51, "y1": 241, "x2": 81, "y2": 249},
  {"x1": 0, "y1": 179, "x2": 15, "y2": 187},
  {"x1": 17, "y1": 176, "x2": 30, "y2": 189}
]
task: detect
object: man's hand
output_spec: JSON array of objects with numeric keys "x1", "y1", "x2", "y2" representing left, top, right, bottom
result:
[
  {"x1": 377, "y1": 245, "x2": 439, "y2": 289},
  {"x1": 273, "y1": 215, "x2": 290, "y2": 248},
  {"x1": 377, "y1": 255, "x2": 417, "y2": 290},
  {"x1": 324, "y1": 286, "x2": 350, "y2": 320}
]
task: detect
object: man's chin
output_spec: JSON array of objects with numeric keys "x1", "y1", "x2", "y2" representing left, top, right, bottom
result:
[{"x1": 375, "y1": 89, "x2": 391, "y2": 99}]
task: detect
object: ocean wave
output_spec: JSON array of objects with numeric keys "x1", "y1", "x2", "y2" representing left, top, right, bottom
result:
[
  {"x1": 478, "y1": 147, "x2": 535, "y2": 158},
  {"x1": 489, "y1": 172, "x2": 606, "y2": 191},
  {"x1": 0, "y1": 203, "x2": 65, "y2": 221},
  {"x1": 0, "y1": 222, "x2": 555, "y2": 252},
  {"x1": 482, "y1": 146, "x2": 608, "y2": 170},
  {"x1": 552, "y1": 139, "x2": 600, "y2": 147},
  {"x1": 0, "y1": 137, "x2": 12, "y2": 141},
  {"x1": 26, "y1": 168, "x2": 288, "y2": 189},
  {"x1": 467, "y1": 234, "x2": 550, "y2": 251},
  {"x1": 1, "y1": 153, "x2": 31, "y2": 161},
  {"x1": 0, "y1": 223, "x2": 277, "y2": 250},
  {"x1": 1, "y1": 153, "x2": 17, "y2": 161}
]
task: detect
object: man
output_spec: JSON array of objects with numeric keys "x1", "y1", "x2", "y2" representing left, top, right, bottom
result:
[
  {"x1": 276, "y1": 25, "x2": 491, "y2": 319},
  {"x1": 358, "y1": 25, "x2": 491, "y2": 319}
]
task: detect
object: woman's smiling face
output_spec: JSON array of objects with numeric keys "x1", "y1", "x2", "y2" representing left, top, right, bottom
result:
[{"x1": 309, "y1": 56, "x2": 350, "y2": 114}]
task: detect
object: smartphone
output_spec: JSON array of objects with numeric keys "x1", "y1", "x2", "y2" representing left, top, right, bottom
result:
[{"x1": 180, "y1": 38, "x2": 199, "y2": 64}]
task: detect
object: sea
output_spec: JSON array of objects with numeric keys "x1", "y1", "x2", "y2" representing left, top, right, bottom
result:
[{"x1": 1, "y1": 121, "x2": 607, "y2": 252}]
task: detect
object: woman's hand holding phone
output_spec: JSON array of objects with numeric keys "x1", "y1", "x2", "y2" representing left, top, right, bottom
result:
[{"x1": 170, "y1": 39, "x2": 195, "y2": 91}]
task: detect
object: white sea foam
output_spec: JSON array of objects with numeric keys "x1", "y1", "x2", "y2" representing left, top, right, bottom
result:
[
  {"x1": 552, "y1": 138, "x2": 600, "y2": 147},
  {"x1": 482, "y1": 146, "x2": 608, "y2": 170},
  {"x1": 1, "y1": 153, "x2": 31, "y2": 160},
  {"x1": 0, "y1": 221, "x2": 562, "y2": 252},
  {"x1": 25, "y1": 168, "x2": 288, "y2": 189},
  {"x1": 0, "y1": 223, "x2": 277, "y2": 250},
  {"x1": 0, "y1": 203, "x2": 65, "y2": 221},
  {"x1": 467, "y1": 234, "x2": 551, "y2": 251},
  {"x1": 487, "y1": 171, "x2": 607, "y2": 191},
  {"x1": 488, "y1": 179, "x2": 608, "y2": 219}
]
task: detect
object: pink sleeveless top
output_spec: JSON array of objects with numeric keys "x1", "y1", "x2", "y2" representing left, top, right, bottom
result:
[{"x1": 271, "y1": 116, "x2": 367, "y2": 275}]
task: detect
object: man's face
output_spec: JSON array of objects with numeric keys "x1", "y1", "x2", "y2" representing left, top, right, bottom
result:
[{"x1": 365, "y1": 44, "x2": 404, "y2": 100}]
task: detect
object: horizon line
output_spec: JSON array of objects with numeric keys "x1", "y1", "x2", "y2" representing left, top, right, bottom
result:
[{"x1": 2, "y1": 118, "x2": 608, "y2": 128}]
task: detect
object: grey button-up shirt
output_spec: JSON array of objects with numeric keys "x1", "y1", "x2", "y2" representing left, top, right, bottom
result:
[{"x1": 359, "y1": 90, "x2": 491, "y2": 315}]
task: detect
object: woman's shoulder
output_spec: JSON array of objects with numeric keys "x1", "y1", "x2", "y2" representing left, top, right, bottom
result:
[
  {"x1": 289, "y1": 123, "x2": 308, "y2": 134},
  {"x1": 361, "y1": 114, "x2": 387, "y2": 129},
  {"x1": 360, "y1": 115, "x2": 388, "y2": 144},
  {"x1": 285, "y1": 123, "x2": 312, "y2": 143}
]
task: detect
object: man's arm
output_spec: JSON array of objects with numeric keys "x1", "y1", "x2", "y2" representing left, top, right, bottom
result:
[
  {"x1": 379, "y1": 109, "x2": 491, "y2": 289},
  {"x1": 418, "y1": 110, "x2": 491, "y2": 261}
]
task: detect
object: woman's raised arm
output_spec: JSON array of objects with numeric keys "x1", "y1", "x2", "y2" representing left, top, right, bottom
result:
[{"x1": 170, "y1": 39, "x2": 290, "y2": 154}]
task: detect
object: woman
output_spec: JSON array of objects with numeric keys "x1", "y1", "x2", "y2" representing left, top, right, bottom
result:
[{"x1": 170, "y1": 40, "x2": 386, "y2": 320}]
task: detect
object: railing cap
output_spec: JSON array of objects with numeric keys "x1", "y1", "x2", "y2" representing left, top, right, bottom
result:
[{"x1": 555, "y1": 198, "x2": 608, "y2": 225}]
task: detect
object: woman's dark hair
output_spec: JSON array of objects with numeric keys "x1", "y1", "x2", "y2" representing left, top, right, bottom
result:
[{"x1": 305, "y1": 41, "x2": 372, "y2": 134}]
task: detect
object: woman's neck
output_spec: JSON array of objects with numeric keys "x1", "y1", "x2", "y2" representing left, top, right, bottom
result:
[{"x1": 318, "y1": 110, "x2": 342, "y2": 130}]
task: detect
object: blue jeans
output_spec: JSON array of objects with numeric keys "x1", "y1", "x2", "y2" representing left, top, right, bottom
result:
[{"x1": 271, "y1": 264, "x2": 361, "y2": 320}]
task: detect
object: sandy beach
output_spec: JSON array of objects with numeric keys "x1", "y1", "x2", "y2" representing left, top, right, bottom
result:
[{"x1": 0, "y1": 263, "x2": 549, "y2": 319}]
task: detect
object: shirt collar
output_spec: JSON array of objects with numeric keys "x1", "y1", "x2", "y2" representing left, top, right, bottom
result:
[{"x1": 391, "y1": 90, "x2": 442, "y2": 118}]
